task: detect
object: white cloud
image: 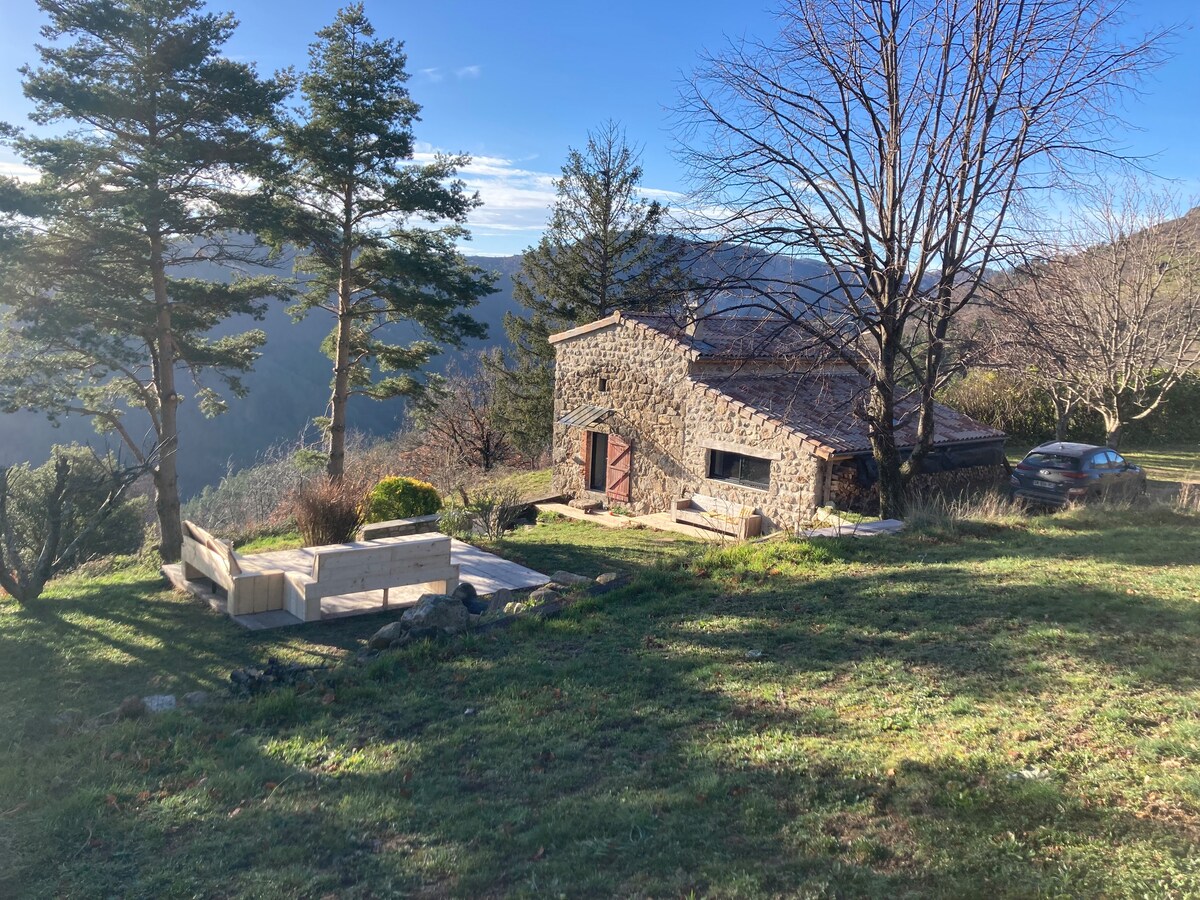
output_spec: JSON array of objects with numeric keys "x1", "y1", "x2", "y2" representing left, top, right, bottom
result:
[
  {"x1": 0, "y1": 159, "x2": 40, "y2": 182},
  {"x1": 409, "y1": 146, "x2": 687, "y2": 253},
  {"x1": 419, "y1": 67, "x2": 443, "y2": 82},
  {"x1": 455, "y1": 65, "x2": 481, "y2": 79}
]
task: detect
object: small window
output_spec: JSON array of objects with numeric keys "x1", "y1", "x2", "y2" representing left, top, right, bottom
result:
[
  {"x1": 708, "y1": 450, "x2": 770, "y2": 489},
  {"x1": 598, "y1": 377, "x2": 609, "y2": 393}
]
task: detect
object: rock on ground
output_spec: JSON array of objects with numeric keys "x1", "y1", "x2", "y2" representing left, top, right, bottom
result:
[
  {"x1": 529, "y1": 587, "x2": 562, "y2": 604},
  {"x1": 549, "y1": 570, "x2": 592, "y2": 586},
  {"x1": 486, "y1": 588, "x2": 513, "y2": 612},
  {"x1": 400, "y1": 593, "x2": 470, "y2": 634},
  {"x1": 368, "y1": 621, "x2": 408, "y2": 649},
  {"x1": 595, "y1": 572, "x2": 621, "y2": 585}
]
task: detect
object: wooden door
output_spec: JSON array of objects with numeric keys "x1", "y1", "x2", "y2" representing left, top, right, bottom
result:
[{"x1": 606, "y1": 434, "x2": 632, "y2": 503}]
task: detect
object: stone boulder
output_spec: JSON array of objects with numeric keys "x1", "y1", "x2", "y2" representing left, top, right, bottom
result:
[
  {"x1": 529, "y1": 587, "x2": 562, "y2": 605},
  {"x1": 549, "y1": 570, "x2": 591, "y2": 587},
  {"x1": 368, "y1": 620, "x2": 408, "y2": 650},
  {"x1": 486, "y1": 588, "x2": 513, "y2": 613},
  {"x1": 400, "y1": 593, "x2": 470, "y2": 634},
  {"x1": 595, "y1": 572, "x2": 621, "y2": 585}
]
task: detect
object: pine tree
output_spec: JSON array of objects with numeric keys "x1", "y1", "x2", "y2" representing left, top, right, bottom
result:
[
  {"x1": 0, "y1": 0, "x2": 289, "y2": 561},
  {"x1": 497, "y1": 121, "x2": 689, "y2": 455},
  {"x1": 269, "y1": 4, "x2": 495, "y2": 481}
]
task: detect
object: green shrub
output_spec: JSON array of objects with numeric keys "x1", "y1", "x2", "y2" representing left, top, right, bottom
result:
[{"x1": 364, "y1": 476, "x2": 442, "y2": 523}]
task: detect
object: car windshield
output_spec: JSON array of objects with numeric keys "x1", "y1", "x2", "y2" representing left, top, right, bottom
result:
[{"x1": 1023, "y1": 452, "x2": 1080, "y2": 471}]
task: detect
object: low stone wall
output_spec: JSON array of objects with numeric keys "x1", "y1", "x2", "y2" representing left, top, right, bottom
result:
[{"x1": 357, "y1": 514, "x2": 442, "y2": 541}]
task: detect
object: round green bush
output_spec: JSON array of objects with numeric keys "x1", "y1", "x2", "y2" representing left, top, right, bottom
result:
[{"x1": 364, "y1": 476, "x2": 442, "y2": 523}]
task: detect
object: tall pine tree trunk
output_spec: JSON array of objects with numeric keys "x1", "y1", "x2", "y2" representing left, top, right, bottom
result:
[
  {"x1": 150, "y1": 233, "x2": 184, "y2": 562},
  {"x1": 326, "y1": 199, "x2": 355, "y2": 481}
]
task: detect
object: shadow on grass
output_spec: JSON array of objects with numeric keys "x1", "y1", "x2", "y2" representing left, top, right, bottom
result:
[{"x1": 4, "y1": 513, "x2": 1199, "y2": 895}]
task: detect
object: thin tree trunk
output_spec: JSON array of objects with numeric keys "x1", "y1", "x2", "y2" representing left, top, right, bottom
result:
[
  {"x1": 326, "y1": 192, "x2": 355, "y2": 481},
  {"x1": 150, "y1": 232, "x2": 184, "y2": 562},
  {"x1": 869, "y1": 379, "x2": 905, "y2": 520},
  {"x1": 1105, "y1": 416, "x2": 1122, "y2": 450},
  {"x1": 1053, "y1": 396, "x2": 1073, "y2": 442}
]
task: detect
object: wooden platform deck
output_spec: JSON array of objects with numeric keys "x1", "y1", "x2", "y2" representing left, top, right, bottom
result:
[{"x1": 165, "y1": 538, "x2": 549, "y2": 630}]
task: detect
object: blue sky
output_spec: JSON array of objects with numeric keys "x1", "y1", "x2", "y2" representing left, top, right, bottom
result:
[{"x1": 0, "y1": 0, "x2": 1196, "y2": 255}]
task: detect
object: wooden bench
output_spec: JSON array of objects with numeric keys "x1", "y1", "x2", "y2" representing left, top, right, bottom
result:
[
  {"x1": 180, "y1": 520, "x2": 458, "y2": 623},
  {"x1": 671, "y1": 494, "x2": 762, "y2": 539},
  {"x1": 278, "y1": 534, "x2": 459, "y2": 623}
]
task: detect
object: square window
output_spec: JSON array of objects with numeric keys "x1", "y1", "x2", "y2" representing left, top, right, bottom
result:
[{"x1": 598, "y1": 377, "x2": 609, "y2": 393}]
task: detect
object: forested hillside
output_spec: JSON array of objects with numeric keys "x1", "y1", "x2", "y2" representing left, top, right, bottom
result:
[{"x1": 0, "y1": 255, "x2": 524, "y2": 496}]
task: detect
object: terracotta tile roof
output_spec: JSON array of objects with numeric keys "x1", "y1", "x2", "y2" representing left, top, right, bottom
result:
[
  {"x1": 696, "y1": 373, "x2": 1006, "y2": 455},
  {"x1": 626, "y1": 313, "x2": 822, "y2": 360}
]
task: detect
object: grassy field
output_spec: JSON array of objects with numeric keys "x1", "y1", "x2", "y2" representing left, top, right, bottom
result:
[{"x1": 2, "y1": 504, "x2": 1200, "y2": 897}]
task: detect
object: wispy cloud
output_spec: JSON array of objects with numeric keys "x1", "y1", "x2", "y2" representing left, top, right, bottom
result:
[
  {"x1": 419, "y1": 67, "x2": 443, "y2": 82},
  {"x1": 455, "y1": 65, "x2": 481, "y2": 79},
  {"x1": 0, "y1": 159, "x2": 40, "y2": 182},
  {"x1": 412, "y1": 147, "x2": 689, "y2": 252}
]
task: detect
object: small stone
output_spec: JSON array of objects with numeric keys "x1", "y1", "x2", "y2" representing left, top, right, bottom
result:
[
  {"x1": 464, "y1": 707, "x2": 477, "y2": 717},
  {"x1": 182, "y1": 691, "x2": 212, "y2": 707},
  {"x1": 368, "y1": 621, "x2": 407, "y2": 650},
  {"x1": 503, "y1": 601, "x2": 523, "y2": 615},
  {"x1": 486, "y1": 588, "x2": 514, "y2": 612},
  {"x1": 118, "y1": 695, "x2": 147, "y2": 719},
  {"x1": 745, "y1": 649, "x2": 764, "y2": 660},
  {"x1": 144, "y1": 694, "x2": 177, "y2": 714},
  {"x1": 529, "y1": 587, "x2": 562, "y2": 604},
  {"x1": 549, "y1": 570, "x2": 591, "y2": 586},
  {"x1": 595, "y1": 572, "x2": 621, "y2": 585}
]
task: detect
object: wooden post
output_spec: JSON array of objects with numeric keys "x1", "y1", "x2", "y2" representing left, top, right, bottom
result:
[{"x1": 382, "y1": 587, "x2": 389, "y2": 609}]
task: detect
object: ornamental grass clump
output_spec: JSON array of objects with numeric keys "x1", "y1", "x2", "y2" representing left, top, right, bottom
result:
[
  {"x1": 292, "y1": 477, "x2": 366, "y2": 546},
  {"x1": 364, "y1": 476, "x2": 442, "y2": 523}
]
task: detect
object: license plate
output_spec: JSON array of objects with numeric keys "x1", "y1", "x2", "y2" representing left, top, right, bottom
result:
[{"x1": 1032, "y1": 479, "x2": 1057, "y2": 489}]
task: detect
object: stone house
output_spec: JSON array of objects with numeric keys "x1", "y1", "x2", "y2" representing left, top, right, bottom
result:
[{"x1": 549, "y1": 311, "x2": 1006, "y2": 532}]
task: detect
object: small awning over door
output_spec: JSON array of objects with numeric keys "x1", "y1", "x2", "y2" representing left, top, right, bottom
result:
[{"x1": 557, "y1": 404, "x2": 612, "y2": 428}]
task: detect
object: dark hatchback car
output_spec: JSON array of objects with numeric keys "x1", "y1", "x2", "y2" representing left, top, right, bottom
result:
[{"x1": 1009, "y1": 442, "x2": 1147, "y2": 507}]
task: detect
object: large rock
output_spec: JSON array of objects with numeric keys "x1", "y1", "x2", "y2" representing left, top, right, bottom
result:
[
  {"x1": 595, "y1": 572, "x2": 621, "y2": 585},
  {"x1": 486, "y1": 588, "x2": 514, "y2": 613},
  {"x1": 529, "y1": 587, "x2": 562, "y2": 605},
  {"x1": 549, "y1": 570, "x2": 591, "y2": 586},
  {"x1": 400, "y1": 593, "x2": 470, "y2": 634},
  {"x1": 368, "y1": 621, "x2": 408, "y2": 650}
]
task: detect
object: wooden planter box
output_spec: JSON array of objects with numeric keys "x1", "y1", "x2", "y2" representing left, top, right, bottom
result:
[{"x1": 671, "y1": 495, "x2": 762, "y2": 539}]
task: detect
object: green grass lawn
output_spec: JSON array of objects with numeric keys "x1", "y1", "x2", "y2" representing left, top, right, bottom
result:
[{"x1": 2, "y1": 505, "x2": 1200, "y2": 897}]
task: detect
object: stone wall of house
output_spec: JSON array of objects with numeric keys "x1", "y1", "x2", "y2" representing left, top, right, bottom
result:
[
  {"x1": 551, "y1": 320, "x2": 823, "y2": 532},
  {"x1": 829, "y1": 459, "x2": 1010, "y2": 513}
]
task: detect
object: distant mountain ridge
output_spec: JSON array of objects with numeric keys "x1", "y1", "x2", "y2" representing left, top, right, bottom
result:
[
  {"x1": 0, "y1": 241, "x2": 844, "y2": 496},
  {"x1": 0, "y1": 253, "x2": 528, "y2": 496}
]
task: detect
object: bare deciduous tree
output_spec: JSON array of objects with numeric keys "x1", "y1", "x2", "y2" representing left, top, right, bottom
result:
[
  {"x1": 414, "y1": 352, "x2": 513, "y2": 473},
  {"x1": 678, "y1": 0, "x2": 1166, "y2": 516},
  {"x1": 989, "y1": 188, "x2": 1200, "y2": 448}
]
